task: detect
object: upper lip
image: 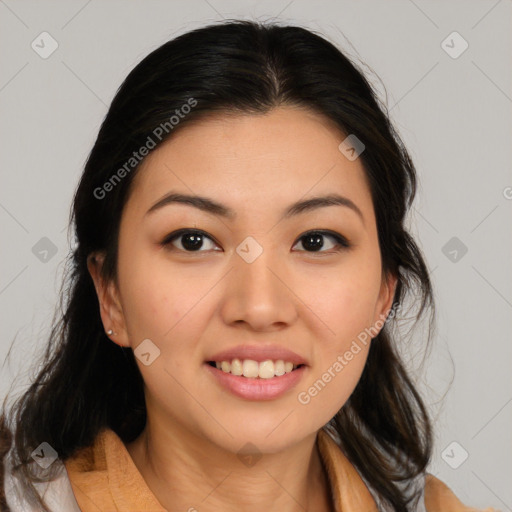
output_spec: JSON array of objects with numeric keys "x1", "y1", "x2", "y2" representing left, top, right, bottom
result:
[{"x1": 207, "y1": 345, "x2": 308, "y2": 366}]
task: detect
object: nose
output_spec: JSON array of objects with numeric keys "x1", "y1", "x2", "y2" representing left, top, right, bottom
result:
[{"x1": 219, "y1": 246, "x2": 299, "y2": 332}]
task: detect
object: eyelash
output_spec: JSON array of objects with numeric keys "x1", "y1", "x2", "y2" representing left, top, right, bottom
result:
[{"x1": 160, "y1": 228, "x2": 351, "y2": 255}]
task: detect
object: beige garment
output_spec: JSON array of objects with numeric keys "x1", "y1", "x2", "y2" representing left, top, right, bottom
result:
[{"x1": 62, "y1": 427, "x2": 497, "y2": 512}]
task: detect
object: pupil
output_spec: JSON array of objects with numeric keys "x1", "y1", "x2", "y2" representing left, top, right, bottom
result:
[
  {"x1": 182, "y1": 233, "x2": 203, "y2": 251},
  {"x1": 303, "y1": 233, "x2": 323, "y2": 251}
]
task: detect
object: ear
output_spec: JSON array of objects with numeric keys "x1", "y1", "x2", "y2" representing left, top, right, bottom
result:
[
  {"x1": 87, "y1": 252, "x2": 130, "y2": 348},
  {"x1": 371, "y1": 271, "x2": 398, "y2": 334}
]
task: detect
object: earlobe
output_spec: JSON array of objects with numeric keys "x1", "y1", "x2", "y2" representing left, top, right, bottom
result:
[{"x1": 86, "y1": 252, "x2": 130, "y2": 348}]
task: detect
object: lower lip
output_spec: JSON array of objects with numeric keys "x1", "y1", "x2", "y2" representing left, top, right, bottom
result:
[{"x1": 204, "y1": 363, "x2": 307, "y2": 401}]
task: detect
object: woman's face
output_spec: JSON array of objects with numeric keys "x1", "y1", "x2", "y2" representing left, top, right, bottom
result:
[{"x1": 92, "y1": 106, "x2": 396, "y2": 454}]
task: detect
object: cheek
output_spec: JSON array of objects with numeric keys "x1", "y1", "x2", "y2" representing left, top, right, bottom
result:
[
  {"x1": 120, "y1": 275, "x2": 174, "y2": 342},
  {"x1": 303, "y1": 261, "x2": 382, "y2": 347},
  {"x1": 117, "y1": 266, "x2": 212, "y2": 407},
  {"x1": 297, "y1": 328, "x2": 371, "y2": 424},
  {"x1": 294, "y1": 257, "x2": 379, "y2": 415},
  {"x1": 317, "y1": 350, "x2": 369, "y2": 422},
  {"x1": 118, "y1": 256, "x2": 217, "y2": 356}
]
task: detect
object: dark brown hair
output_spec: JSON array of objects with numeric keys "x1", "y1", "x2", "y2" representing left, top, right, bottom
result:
[{"x1": 1, "y1": 19, "x2": 434, "y2": 511}]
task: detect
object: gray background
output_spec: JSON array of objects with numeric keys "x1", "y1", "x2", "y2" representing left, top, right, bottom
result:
[{"x1": 1, "y1": 1, "x2": 511, "y2": 509}]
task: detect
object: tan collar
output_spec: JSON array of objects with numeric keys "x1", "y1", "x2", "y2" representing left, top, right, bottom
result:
[
  {"x1": 65, "y1": 427, "x2": 377, "y2": 511},
  {"x1": 65, "y1": 427, "x2": 163, "y2": 510},
  {"x1": 317, "y1": 429, "x2": 378, "y2": 511}
]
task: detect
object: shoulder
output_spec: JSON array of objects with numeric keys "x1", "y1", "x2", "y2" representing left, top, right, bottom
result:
[
  {"x1": 425, "y1": 473, "x2": 499, "y2": 512},
  {"x1": 2, "y1": 431, "x2": 112, "y2": 512},
  {"x1": 3, "y1": 454, "x2": 81, "y2": 512}
]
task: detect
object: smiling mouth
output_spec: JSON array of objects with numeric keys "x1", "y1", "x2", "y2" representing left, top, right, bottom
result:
[{"x1": 207, "y1": 359, "x2": 305, "y2": 379}]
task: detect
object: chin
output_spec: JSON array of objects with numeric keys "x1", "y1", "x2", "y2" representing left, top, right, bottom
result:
[{"x1": 200, "y1": 414, "x2": 316, "y2": 456}]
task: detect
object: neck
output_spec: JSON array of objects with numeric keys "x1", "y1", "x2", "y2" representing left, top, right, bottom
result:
[{"x1": 126, "y1": 417, "x2": 333, "y2": 512}]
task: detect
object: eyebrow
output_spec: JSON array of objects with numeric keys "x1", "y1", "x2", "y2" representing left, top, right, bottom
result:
[{"x1": 145, "y1": 191, "x2": 364, "y2": 223}]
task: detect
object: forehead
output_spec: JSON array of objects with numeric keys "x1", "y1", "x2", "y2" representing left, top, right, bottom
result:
[{"x1": 125, "y1": 106, "x2": 374, "y2": 222}]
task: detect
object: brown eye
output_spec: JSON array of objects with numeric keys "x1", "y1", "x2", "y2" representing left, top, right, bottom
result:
[
  {"x1": 162, "y1": 229, "x2": 220, "y2": 252},
  {"x1": 292, "y1": 231, "x2": 350, "y2": 253}
]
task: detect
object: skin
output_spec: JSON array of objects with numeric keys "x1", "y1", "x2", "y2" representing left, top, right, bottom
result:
[{"x1": 88, "y1": 106, "x2": 397, "y2": 512}]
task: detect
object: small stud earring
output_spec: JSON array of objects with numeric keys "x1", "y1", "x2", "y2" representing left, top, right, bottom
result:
[{"x1": 106, "y1": 329, "x2": 114, "y2": 336}]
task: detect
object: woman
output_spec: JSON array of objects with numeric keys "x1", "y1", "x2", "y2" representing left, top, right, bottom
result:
[{"x1": 0, "y1": 20, "x2": 496, "y2": 512}]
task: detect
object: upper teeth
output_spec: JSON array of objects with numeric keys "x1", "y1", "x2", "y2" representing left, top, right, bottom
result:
[{"x1": 214, "y1": 359, "x2": 298, "y2": 378}]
